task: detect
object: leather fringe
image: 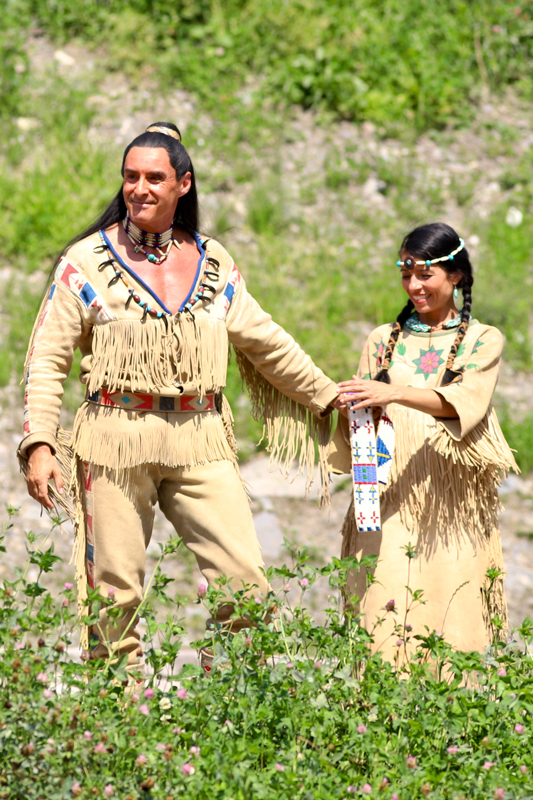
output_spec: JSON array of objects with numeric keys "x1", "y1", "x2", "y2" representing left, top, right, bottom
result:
[
  {"x1": 70, "y1": 458, "x2": 89, "y2": 650},
  {"x1": 429, "y1": 406, "x2": 519, "y2": 472},
  {"x1": 17, "y1": 433, "x2": 88, "y2": 648},
  {"x1": 87, "y1": 316, "x2": 229, "y2": 397},
  {"x1": 380, "y1": 405, "x2": 516, "y2": 538},
  {"x1": 17, "y1": 427, "x2": 76, "y2": 522},
  {"x1": 234, "y1": 348, "x2": 332, "y2": 505},
  {"x1": 340, "y1": 498, "x2": 359, "y2": 611},
  {"x1": 219, "y1": 392, "x2": 238, "y2": 457},
  {"x1": 70, "y1": 405, "x2": 237, "y2": 470},
  {"x1": 377, "y1": 404, "x2": 513, "y2": 634}
]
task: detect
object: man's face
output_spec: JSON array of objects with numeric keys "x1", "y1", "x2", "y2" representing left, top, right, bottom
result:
[{"x1": 122, "y1": 147, "x2": 191, "y2": 231}]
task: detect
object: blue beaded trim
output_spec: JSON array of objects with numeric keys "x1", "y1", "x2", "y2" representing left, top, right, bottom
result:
[{"x1": 94, "y1": 231, "x2": 220, "y2": 319}]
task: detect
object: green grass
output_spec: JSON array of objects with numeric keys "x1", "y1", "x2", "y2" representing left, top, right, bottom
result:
[
  {"x1": 8, "y1": 0, "x2": 533, "y2": 133},
  {"x1": 2, "y1": 515, "x2": 533, "y2": 799},
  {"x1": 500, "y1": 410, "x2": 533, "y2": 475},
  {"x1": 0, "y1": 80, "x2": 117, "y2": 272},
  {"x1": 475, "y1": 212, "x2": 533, "y2": 368}
]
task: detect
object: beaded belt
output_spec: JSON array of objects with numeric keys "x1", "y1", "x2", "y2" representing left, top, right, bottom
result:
[{"x1": 86, "y1": 388, "x2": 216, "y2": 412}]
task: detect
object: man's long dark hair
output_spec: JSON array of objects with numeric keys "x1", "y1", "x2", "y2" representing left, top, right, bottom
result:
[{"x1": 60, "y1": 121, "x2": 199, "y2": 256}]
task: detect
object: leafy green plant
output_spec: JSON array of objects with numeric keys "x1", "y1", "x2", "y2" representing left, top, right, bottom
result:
[
  {"x1": 1, "y1": 512, "x2": 533, "y2": 799},
  {"x1": 15, "y1": 0, "x2": 533, "y2": 131},
  {"x1": 0, "y1": 3, "x2": 30, "y2": 125}
]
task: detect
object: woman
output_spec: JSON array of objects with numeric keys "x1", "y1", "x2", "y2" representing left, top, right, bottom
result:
[
  {"x1": 20, "y1": 122, "x2": 338, "y2": 669},
  {"x1": 331, "y1": 222, "x2": 517, "y2": 661}
]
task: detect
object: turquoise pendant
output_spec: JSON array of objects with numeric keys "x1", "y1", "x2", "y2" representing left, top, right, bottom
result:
[{"x1": 147, "y1": 253, "x2": 158, "y2": 263}]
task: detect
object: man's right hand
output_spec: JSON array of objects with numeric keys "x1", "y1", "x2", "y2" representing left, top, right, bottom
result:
[{"x1": 26, "y1": 443, "x2": 64, "y2": 511}]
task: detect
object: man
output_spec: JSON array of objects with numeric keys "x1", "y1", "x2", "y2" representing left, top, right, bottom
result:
[{"x1": 20, "y1": 122, "x2": 339, "y2": 670}]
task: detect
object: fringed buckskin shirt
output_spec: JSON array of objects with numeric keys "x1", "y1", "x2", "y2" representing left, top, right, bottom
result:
[{"x1": 20, "y1": 232, "x2": 338, "y2": 496}]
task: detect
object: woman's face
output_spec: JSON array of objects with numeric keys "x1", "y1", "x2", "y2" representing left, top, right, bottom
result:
[
  {"x1": 399, "y1": 250, "x2": 459, "y2": 320},
  {"x1": 122, "y1": 146, "x2": 191, "y2": 231}
]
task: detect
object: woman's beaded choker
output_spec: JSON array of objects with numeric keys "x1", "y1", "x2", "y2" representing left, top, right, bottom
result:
[
  {"x1": 404, "y1": 311, "x2": 462, "y2": 333},
  {"x1": 397, "y1": 239, "x2": 465, "y2": 268},
  {"x1": 123, "y1": 215, "x2": 176, "y2": 264}
]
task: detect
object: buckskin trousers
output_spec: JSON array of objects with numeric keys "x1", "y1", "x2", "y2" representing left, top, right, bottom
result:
[{"x1": 80, "y1": 458, "x2": 268, "y2": 666}]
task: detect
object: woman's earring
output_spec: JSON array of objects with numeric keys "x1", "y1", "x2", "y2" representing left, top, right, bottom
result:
[{"x1": 453, "y1": 285, "x2": 459, "y2": 299}]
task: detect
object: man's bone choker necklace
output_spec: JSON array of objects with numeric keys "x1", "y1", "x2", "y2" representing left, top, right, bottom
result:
[{"x1": 123, "y1": 215, "x2": 178, "y2": 264}]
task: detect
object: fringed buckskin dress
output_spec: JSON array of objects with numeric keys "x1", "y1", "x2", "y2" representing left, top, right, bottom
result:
[
  {"x1": 19, "y1": 232, "x2": 337, "y2": 662},
  {"x1": 329, "y1": 320, "x2": 517, "y2": 660}
]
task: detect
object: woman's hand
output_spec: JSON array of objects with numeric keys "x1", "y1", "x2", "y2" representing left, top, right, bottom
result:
[
  {"x1": 333, "y1": 375, "x2": 399, "y2": 417},
  {"x1": 332, "y1": 376, "x2": 459, "y2": 419},
  {"x1": 26, "y1": 443, "x2": 64, "y2": 510}
]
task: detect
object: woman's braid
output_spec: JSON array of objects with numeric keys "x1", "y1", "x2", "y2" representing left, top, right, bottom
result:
[
  {"x1": 441, "y1": 280, "x2": 472, "y2": 386},
  {"x1": 374, "y1": 300, "x2": 414, "y2": 384}
]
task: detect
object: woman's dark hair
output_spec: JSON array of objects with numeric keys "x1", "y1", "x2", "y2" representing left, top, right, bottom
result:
[
  {"x1": 375, "y1": 222, "x2": 473, "y2": 386},
  {"x1": 60, "y1": 121, "x2": 199, "y2": 255}
]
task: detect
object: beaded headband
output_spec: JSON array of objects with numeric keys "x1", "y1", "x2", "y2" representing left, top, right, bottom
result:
[
  {"x1": 145, "y1": 125, "x2": 181, "y2": 141},
  {"x1": 396, "y1": 238, "x2": 465, "y2": 267}
]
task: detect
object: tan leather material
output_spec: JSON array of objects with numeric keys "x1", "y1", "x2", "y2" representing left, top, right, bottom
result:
[
  {"x1": 76, "y1": 459, "x2": 268, "y2": 664},
  {"x1": 338, "y1": 321, "x2": 514, "y2": 661},
  {"x1": 20, "y1": 232, "x2": 336, "y2": 467},
  {"x1": 328, "y1": 413, "x2": 351, "y2": 475}
]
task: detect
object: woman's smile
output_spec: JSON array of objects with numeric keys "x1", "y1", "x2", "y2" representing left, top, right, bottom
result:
[{"x1": 399, "y1": 250, "x2": 459, "y2": 326}]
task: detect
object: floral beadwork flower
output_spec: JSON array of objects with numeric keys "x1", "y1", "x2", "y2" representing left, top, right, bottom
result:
[
  {"x1": 412, "y1": 346, "x2": 444, "y2": 380},
  {"x1": 471, "y1": 337, "x2": 484, "y2": 356},
  {"x1": 373, "y1": 338, "x2": 385, "y2": 365}
]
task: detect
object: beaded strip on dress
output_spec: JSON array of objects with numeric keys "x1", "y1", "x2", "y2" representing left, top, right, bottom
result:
[
  {"x1": 93, "y1": 231, "x2": 221, "y2": 321},
  {"x1": 348, "y1": 404, "x2": 395, "y2": 533}
]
